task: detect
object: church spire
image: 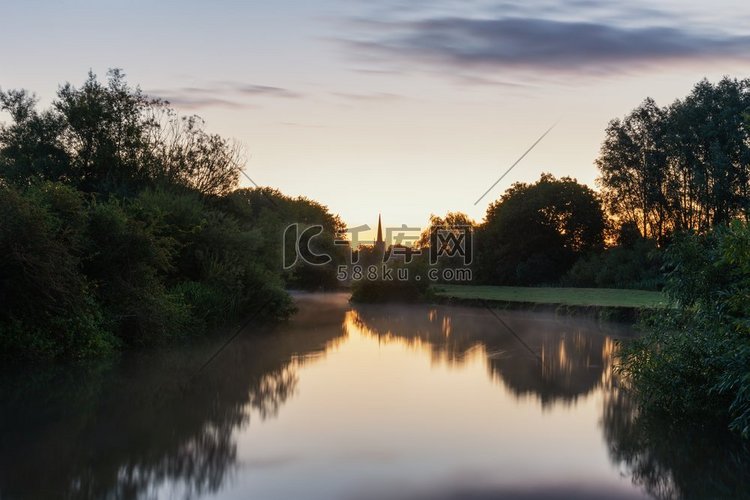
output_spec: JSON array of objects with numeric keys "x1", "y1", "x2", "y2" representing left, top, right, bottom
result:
[{"x1": 376, "y1": 213, "x2": 383, "y2": 244}]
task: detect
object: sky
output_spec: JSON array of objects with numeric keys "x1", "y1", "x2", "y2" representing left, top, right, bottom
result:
[{"x1": 3, "y1": 0, "x2": 750, "y2": 238}]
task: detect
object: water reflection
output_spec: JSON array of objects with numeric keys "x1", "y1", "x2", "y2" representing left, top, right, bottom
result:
[
  {"x1": 601, "y1": 380, "x2": 750, "y2": 499},
  {"x1": 350, "y1": 303, "x2": 627, "y2": 407},
  {"x1": 1, "y1": 294, "x2": 748, "y2": 499},
  {"x1": 0, "y1": 294, "x2": 348, "y2": 499},
  {"x1": 349, "y1": 302, "x2": 750, "y2": 498}
]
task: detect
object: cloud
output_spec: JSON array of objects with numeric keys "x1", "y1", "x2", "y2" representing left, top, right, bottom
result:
[
  {"x1": 153, "y1": 95, "x2": 252, "y2": 110},
  {"x1": 278, "y1": 121, "x2": 327, "y2": 128},
  {"x1": 232, "y1": 84, "x2": 302, "y2": 99},
  {"x1": 351, "y1": 67, "x2": 404, "y2": 75},
  {"x1": 147, "y1": 82, "x2": 302, "y2": 110},
  {"x1": 345, "y1": 14, "x2": 750, "y2": 76},
  {"x1": 333, "y1": 91, "x2": 403, "y2": 101}
]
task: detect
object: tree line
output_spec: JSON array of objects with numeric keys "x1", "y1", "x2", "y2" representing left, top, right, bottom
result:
[
  {"x1": 598, "y1": 77, "x2": 750, "y2": 243},
  {"x1": 0, "y1": 70, "x2": 344, "y2": 362},
  {"x1": 4, "y1": 72, "x2": 750, "y2": 363},
  {"x1": 413, "y1": 77, "x2": 750, "y2": 438},
  {"x1": 422, "y1": 77, "x2": 750, "y2": 288},
  {"x1": 594, "y1": 77, "x2": 750, "y2": 440}
]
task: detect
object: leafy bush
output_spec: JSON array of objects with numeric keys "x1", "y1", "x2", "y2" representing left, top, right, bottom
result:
[
  {"x1": 349, "y1": 251, "x2": 433, "y2": 303},
  {"x1": 563, "y1": 238, "x2": 664, "y2": 290},
  {"x1": 0, "y1": 183, "x2": 115, "y2": 361},
  {"x1": 0, "y1": 181, "x2": 298, "y2": 361},
  {"x1": 620, "y1": 314, "x2": 735, "y2": 419},
  {"x1": 169, "y1": 281, "x2": 227, "y2": 327},
  {"x1": 0, "y1": 71, "x2": 342, "y2": 361},
  {"x1": 220, "y1": 187, "x2": 347, "y2": 291},
  {"x1": 84, "y1": 198, "x2": 188, "y2": 345},
  {"x1": 619, "y1": 220, "x2": 750, "y2": 437}
]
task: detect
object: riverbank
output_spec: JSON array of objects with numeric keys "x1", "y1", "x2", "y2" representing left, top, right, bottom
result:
[{"x1": 433, "y1": 285, "x2": 667, "y2": 322}]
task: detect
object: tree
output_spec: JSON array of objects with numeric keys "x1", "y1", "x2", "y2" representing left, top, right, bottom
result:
[
  {"x1": 147, "y1": 113, "x2": 242, "y2": 196},
  {"x1": 476, "y1": 174, "x2": 605, "y2": 285},
  {"x1": 54, "y1": 69, "x2": 161, "y2": 194},
  {"x1": 597, "y1": 77, "x2": 750, "y2": 242},
  {"x1": 619, "y1": 221, "x2": 750, "y2": 437},
  {"x1": 417, "y1": 212, "x2": 475, "y2": 283},
  {"x1": 1, "y1": 71, "x2": 346, "y2": 361},
  {"x1": 220, "y1": 188, "x2": 347, "y2": 290},
  {"x1": 596, "y1": 98, "x2": 668, "y2": 242},
  {"x1": 416, "y1": 212, "x2": 475, "y2": 248},
  {"x1": 1, "y1": 69, "x2": 243, "y2": 196},
  {"x1": 665, "y1": 78, "x2": 750, "y2": 231},
  {"x1": 0, "y1": 90, "x2": 69, "y2": 186},
  {"x1": 0, "y1": 183, "x2": 114, "y2": 360}
]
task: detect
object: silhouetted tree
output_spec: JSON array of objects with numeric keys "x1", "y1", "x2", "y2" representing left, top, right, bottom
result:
[
  {"x1": 417, "y1": 212, "x2": 475, "y2": 283},
  {"x1": 0, "y1": 71, "x2": 348, "y2": 361},
  {"x1": 597, "y1": 77, "x2": 750, "y2": 242},
  {"x1": 476, "y1": 174, "x2": 605, "y2": 285},
  {"x1": 147, "y1": 113, "x2": 242, "y2": 196},
  {"x1": 0, "y1": 89, "x2": 69, "y2": 186},
  {"x1": 1, "y1": 69, "x2": 243, "y2": 196},
  {"x1": 597, "y1": 98, "x2": 668, "y2": 242}
]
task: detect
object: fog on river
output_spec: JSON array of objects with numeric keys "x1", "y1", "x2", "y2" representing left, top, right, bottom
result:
[{"x1": 2, "y1": 293, "x2": 748, "y2": 500}]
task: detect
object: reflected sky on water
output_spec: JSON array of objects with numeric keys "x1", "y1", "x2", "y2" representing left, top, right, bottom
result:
[{"x1": 2, "y1": 293, "x2": 748, "y2": 499}]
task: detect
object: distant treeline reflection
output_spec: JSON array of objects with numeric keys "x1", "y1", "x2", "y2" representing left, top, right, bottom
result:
[
  {"x1": 349, "y1": 303, "x2": 627, "y2": 407},
  {"x1": 351, "y1": 303, "x2": 750, "y2": 498},
  {"x1": 2, "y1": 297, "x2": 748, "y2": 498}
]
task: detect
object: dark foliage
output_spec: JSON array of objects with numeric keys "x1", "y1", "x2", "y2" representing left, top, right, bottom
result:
[
  {"x1": 597, "y1": 77, "x2": 750, "y2": 243},
  {"x1": 563, "y1": 223, "x2": 664, "y2": 290},
  {"x1": 475, "y1": 173, "x2": 605, "y2": 285},
  {"x1": 0, "y1": 71, "x2": 342, "y2": 361},
  {"x1": 619, "y1": 220, "x2": 750, "y2": 437}
]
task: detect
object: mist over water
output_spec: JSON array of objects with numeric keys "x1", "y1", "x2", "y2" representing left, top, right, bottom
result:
[{"x1": 1, "y1": 293, "x2": 747, "y2": 499}]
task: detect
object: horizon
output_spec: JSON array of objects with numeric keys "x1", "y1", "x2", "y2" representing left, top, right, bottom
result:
[
  {"x1": 3, "y1": 3, "x2": 750, "y2": 497},
  {"x1": 3, "y1": 0, "x2": 750, "y2": 238}
]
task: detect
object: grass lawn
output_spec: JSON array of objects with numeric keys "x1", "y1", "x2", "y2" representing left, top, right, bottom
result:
[{"x1": 435, "y1": 284, "x2": 667, "y2": 309}]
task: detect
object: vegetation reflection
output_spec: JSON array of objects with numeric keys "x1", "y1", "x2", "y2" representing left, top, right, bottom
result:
[
  {"x1": 348, "y1": 304, "x2": 628, "y2": 406},
  {"x1": 0, "y1": 296, "x2": 347, "y2": 499},
  {"x1": 601, "y1": 377, "x2": 750, "y2": 499}
]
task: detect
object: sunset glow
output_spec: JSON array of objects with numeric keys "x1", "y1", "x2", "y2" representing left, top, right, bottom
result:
[{"x1": 4, "y1": 0, "x2": 750, "y2": 231}]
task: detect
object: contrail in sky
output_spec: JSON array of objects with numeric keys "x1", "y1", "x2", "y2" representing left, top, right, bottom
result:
[{"x1": 473, "y1": 121, "x2": 558, "y2": 206}]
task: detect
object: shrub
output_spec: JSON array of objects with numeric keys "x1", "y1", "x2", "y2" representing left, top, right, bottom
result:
[
  {"x1": 350, "y1": 254, "x2": 433, "y2": 303},
  {"x1": 619, "y1": 220, "x2": 750, "y2": 437},
  {"x1": 0, "y1": 71, "x2": 343, "y2": 361},
  {"x1": 563, "y1": 238, "x2": 664, "y2": 290},
  {"x1": 0, "y1": 183, "x2": 115, "y2": 361},
  {"x1": 84, "y1": 198, "x2": 188, "y2": 345}
]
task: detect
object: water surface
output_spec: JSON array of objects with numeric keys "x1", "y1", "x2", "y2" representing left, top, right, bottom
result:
[{"x1": 2, "y1": 293, "x2": 748, "y2": 499}]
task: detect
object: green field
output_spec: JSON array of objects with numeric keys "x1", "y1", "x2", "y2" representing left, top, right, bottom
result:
[{"x1": 435, "y1": 285, "x2": 667, "y2": 309}]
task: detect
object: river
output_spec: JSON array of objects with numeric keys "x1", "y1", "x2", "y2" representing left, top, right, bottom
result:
[{"x1": 1, "y1": 292, "x2": 748, "y2": 499}]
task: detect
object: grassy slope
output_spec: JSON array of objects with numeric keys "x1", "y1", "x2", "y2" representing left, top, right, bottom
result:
[{"x1": 435, "y1": 284, "x2": 667, "y2": 309}]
